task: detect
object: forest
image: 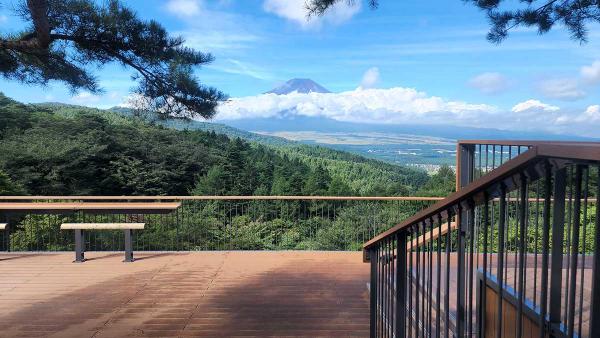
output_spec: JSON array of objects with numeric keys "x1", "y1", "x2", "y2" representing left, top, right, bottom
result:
[
  {"x1": 0, "y1": 93, "x2": 455, "y2": 251},
  {"x1": 0, "y1": 93, "x2": 453, "y2": 197}
]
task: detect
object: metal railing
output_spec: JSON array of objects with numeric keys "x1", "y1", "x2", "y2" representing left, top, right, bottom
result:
[
  {"x1": 0, "y1": 196, "x2": 440, "y2": 252},
  {"x1": 366, "y1": 141, "x2": 600, "y2": 338}
]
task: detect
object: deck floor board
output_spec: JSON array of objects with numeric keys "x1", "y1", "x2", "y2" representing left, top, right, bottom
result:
[{"x1": 0, "y1": 252, "x2": 369, "y2": 338}]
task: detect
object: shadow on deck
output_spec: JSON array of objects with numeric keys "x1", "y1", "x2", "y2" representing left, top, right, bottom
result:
[{"x1": 0, "y1": 251, "x2": 369, "y2": 338}]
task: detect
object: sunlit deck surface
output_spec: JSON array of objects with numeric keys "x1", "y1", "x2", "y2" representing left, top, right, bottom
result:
[{"x1": 0, "y1": 252, "x2": 369, "y2": 338}]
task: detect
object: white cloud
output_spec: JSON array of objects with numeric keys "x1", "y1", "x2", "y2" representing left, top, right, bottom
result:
[
  {"x1": 209, "y1": 59, "x2": 276, "y2": 81},
  {"x1": 216, "y1": 87, "x2": 496, "y2": 125},
  {"x1": 179, "y1": 30, "x2": 260, "y2": 51},
  {"x1": 263, "y1": 0, "x2": 360, "y2": 29},
  {"x1": 71, "y1": 92, "x2": 101, "y2": 105},
  {"x1": 468, "y1": 72, "x2": 509, "y2": 95},
  {"x1": 538, "y1": 78, "x2": 586, "y2": 101},
  {"x1": 71, "y1": 91, "x2": 124, "y2": 108},
  {"x1": 166, "y1": 0, "x2": 202, "y2": 17},
  {"x1": 214, "y1": 89, "x2": 600, "y2": 136},
  {"x1": 511, "y1": 99, "x2": 559, "y2": 113},
  {"x1": 359, "y1": 67, "x2": 380, "y2": 89},
  {"x1": 582, "y1": 105, "x2": 600, "y2": 121},
  {"x1": 548, "y1": 105, "x2": 600, "y2": 136},
  {"x1": 581, "y1": 60, "x2": 600, "y2": 84}
]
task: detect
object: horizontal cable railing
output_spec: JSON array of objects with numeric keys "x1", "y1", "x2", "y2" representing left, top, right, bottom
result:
[
  {"x1": 366, "y1": 142, "x2": 600, "y2": 338},
  {"x1": 0, "y1": 196, "x2": 440, "y2": 252}
]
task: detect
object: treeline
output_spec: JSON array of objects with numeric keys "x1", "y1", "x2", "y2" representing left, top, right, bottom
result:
[{"x1": 0, "y1": 93, "x2": 452, "y2": 197}]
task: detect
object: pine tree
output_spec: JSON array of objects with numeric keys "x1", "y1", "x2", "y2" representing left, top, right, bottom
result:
[
  {"x1": 0, "y1": 170, "x2": 25, "y2": 195},
  {"x1": 307, "y1": 0, "x2": 600, "y2": 43},
  {"x1": 0, "y1": 0, "x2": 225, "y2": 118},
  {"x1": 191, "y1": 165, "x2": 228, "y2": 196}
]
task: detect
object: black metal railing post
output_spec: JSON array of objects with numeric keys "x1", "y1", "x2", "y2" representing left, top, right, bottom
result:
[
  {"x1": 516, "y1": 173, "x2": 528, "y2": 338},
  {"x1": 370, "y1": 247, "x2": 378, "y2": 338},
  {"x1": 456, "y1": 204, "x2": 466, "y2": 337},
  {"x1": 539, "y1": 162, "x2": 552, "y2": 338},
  {"x1": 396, "y1": 231, "x2": 407, "y2": 338},
  {"x1": 549, "y1": 167, "x2": 567, "y2": 335},
  {"x1": 457, "y1": 143, "x2": 476, "y2": 191},
  {"x1": 590, "y1": 166, "x2": 600, "y2": 338},
  {"x1": 496, "y1": 183, "x2": 507, "y2": 338},
  {"x1": 567, "y1": 165, "x2": 583, "y2": 337}
]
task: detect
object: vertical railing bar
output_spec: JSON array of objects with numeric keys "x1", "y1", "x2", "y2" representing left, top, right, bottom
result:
[
  {"x1": 409, "y1": 225, "x2": 414, "y2": 338},
  {"x1": 496, "y1": 183, "x2": 506, "y2": 338},
  {"x1": 392, "y1": 236, "x2": 396, "y2": 338},
  {"x1": 516, "y1": 173, "x2": 528, "y2": 338},
  {"x1": 588, "y1": 165, "x2": 600, "y2": 338},
  {"x1": 517, "y1": 184, "x2": 521, "y2": 293},
  {"x1": 384, "y1": 238, "x2": 390, "y2": 337},
  {"x1": 396, "y1": 231, "x2": 407, "y2": 338},
  {"x1": 421, "y1": 221, "x2": 426, "y2": 338},
  {"x1": 428, "y1": 218, "x2": 433, "y2": 338},
  {"x1": 390, "y1": 236, "x2": 394, "y2": 337},
  {"x1": 370, "y1": 247, "x2": 378, "y2": 338},
  {"x1": 445, "y1": 211, "x2": 451, "y2": 338},
  {"x1": 383, "y1": 238, "x2": 388, "y2": 338},
  {"x1": 549, "y1": 167, "x2": 567, "y2": 334},
  {"x1": 467, "y1": 200, "x2": 475, "y2": 337},
  {"x1": 379, "y1": 241, "x2": 383, "y2": 337},
  {"x1": 456, "y1": 203, "x2": 466, "y2": 338},
  {"x1": 480, "y1": 193, "x2": 489, "y2": 338},
  {"x1": 564, "y1": 166, "x2": 574, "y2": 325},
  {"x1": 533, "y1": 179, "x2": 540, "y2": 308},
  {"x1": 436, "y1": 214, "x2": 442, "y2": 338},
  {"x1": 539, "y1": 162, "x2": 552, "y2": 338},
  {"x1": 567, "y1": 165, "x2": 582, "y2": 338},
  {"x1": 577, "y1": 167, "x2": 589, "y2": 337}
]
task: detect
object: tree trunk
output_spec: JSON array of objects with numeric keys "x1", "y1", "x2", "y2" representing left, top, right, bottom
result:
[{"x1": 26, "y1": 0, "x2": 51, "y2": 48}]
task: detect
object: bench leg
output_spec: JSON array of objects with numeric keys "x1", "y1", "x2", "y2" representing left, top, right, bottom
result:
[
  {"x1": 5, "y1": 214, "x2": 10, "y2": 252},
  {"x1": 74, "y1": 229, "x2": 85, "y2": 262},
  {"x1": 124, "y1": 229, "x2": 134, "y2": 262}
]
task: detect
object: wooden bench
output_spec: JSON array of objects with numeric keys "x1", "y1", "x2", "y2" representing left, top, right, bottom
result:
[{"x1": 60, "y1": 223, "x2": 144, "y2": 262}]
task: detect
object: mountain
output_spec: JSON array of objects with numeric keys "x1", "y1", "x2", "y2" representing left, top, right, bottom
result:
[
  {"x1": 221, "y1": 115, "x2": 595, "y2": 141},
  {"x1": 108, "y1": 106, "x2": 293, "y2": 146},
  {"x1": 266, "y1": 78, "x2": 331, "y2": 95}
]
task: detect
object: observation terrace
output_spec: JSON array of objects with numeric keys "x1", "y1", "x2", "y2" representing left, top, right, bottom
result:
[{"x1": 1, "y1": 140, "x2": 599, "y2": 338}]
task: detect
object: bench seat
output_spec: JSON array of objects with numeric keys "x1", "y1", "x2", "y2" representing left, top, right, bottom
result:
[
  {"x1": 60, "y1": 223, "x2": 144, "y2": 263},
  {"x1": 60, "y1": 223, "x2": 144, "y2": 230}
]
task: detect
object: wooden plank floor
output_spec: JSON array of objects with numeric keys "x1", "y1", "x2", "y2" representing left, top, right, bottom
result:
[{"x1": 0, "y1": 252, "x2": 370, "y2": 338}]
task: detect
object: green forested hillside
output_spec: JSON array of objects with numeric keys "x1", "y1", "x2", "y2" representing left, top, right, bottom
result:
[
  {"x1": 109, "y1": 106, "x2": 430, "y2": 195},
  {"x1": 0, "y1": 94, "x2": 441, "y2": 197}
]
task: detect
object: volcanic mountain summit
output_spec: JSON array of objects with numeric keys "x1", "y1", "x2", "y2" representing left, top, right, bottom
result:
[{"x1": 266, "y1": 78, "x2": 331, "y2": 95}]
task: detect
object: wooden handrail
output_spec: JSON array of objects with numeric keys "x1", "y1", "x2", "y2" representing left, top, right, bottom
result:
[
  {"x1": 457, "y1": 140, "x2": 600, "y2": 147},
  {"x1": 363, "y1": 142, "x2": 600, "y2": 254},
  {"x1": 0, "y1": 196, "x2": 445, "y2": 201}
]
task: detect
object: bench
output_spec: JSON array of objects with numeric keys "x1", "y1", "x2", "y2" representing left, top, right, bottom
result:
[{"x1": 60, "y1": 223, "x2": 144, "y2": 263}]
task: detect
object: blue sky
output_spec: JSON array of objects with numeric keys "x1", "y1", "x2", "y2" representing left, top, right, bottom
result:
[{"x1": 1, "y1": 0, "x2": 600, "y2": 136}]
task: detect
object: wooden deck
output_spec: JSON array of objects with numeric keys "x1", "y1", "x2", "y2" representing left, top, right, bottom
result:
[{"x1": 0, "y1": 252, "x2": 369, "y2": 338}]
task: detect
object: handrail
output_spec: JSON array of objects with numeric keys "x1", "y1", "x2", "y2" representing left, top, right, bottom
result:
[
  {"x1": 0, "y1": 195, "x2": 445, "y2": 201},
  {"x1": 363, "y1": 142, "x2": 600, "y2": 253},
  {"x1": 457, "y1": 139, "x2": 600, "y2": 147}
]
